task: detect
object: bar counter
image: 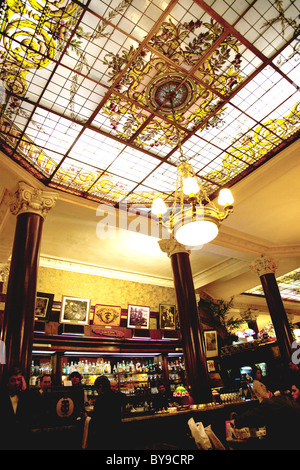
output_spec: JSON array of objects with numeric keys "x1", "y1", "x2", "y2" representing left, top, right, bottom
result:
[
  {"x1": 29, "y1": 399, "x2": 259, "y2": 450},
  {"x1": 120, "y1": 400, "x2": 258, "y2": 450}
]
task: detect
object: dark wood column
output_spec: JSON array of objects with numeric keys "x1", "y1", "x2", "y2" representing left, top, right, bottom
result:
[
  {"x1": 159, "y1": 239, "x2": 212, "y2": 404},
  {"x1": 0, "y1": 182, "x2": 57, "y2": 385},
  {"x1": 250, "y1": 255, "x2": 293, "y2": 365}
]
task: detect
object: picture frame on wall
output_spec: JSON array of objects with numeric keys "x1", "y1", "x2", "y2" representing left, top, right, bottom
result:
[
  {"x1": 204, "y1": 330, "x2": 218, "y2": 358},
  {"x1": 127, "y1": 304, "x2": 150, "y2": 329},
  {"x1": 159, "y1": 304, "x2": 176, "y2": 330},
  {"x1": 93, "y1": 304, "x2": 121, "y2": 327},
  {"x1": 59, "y1": 296, "x2": 90, "y2": 326},
  {"x1": 35, "y1": 292, "x2": 54, "y2": 321}
]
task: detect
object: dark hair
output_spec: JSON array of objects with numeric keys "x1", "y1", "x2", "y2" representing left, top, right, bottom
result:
[
  {"x1": 94, "y1": 375, "x2": 111, "y2": 392},
  {"x1": 68, "y1": 371, "x2": 82, "y2": 380},
  {"x1": 251, "y1": 366, "x2": 262, "y2": 380},
  {"x1": 5, "y1": 367, "x2": 23, "y2": 383}
]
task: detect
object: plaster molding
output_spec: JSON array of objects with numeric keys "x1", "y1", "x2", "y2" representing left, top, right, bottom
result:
[
  {"x1": 10, "y1": 182, "x2": 57, "y2": 219},
  {"x1": 39, "y1": 256, "x2": 174, "y2": 288},
  {"x1": 249, "y1": 255, "x2": 279, "y2": 277},
  {"x1": 158, "y1": 238, "x2": 191, "y2": 257}
]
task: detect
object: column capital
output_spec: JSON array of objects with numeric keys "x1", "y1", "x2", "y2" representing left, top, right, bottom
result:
[
  {"x1": 10, "y1": 182, "x2": 57, "y2": 219},
  {"x1": 158, "y1": 237, "x2": 191, "y2": 257},
  {"x1": 250, "y1": 254, "x2": 278, "y2": 277},
  {"x1": 240, "y1": 307, "x2": 260, "y2": 322},
  {"x1": 0, "y1": 263, "x2": 10, "y2": 282}
]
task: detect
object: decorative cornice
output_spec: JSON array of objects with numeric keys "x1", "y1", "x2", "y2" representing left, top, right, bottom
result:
[
  {"x1": 158, "y1": 238, "x2": 191, "y2": 257},
  {"x1": 39, "y1": 256, "x2": 174, "y2": 288},
  {"x1": 10, "y1": 182, "x2": 57, "y2": 219},
  {"x1": 249, "y1": 255, "x2": 278, "y2": 277}
]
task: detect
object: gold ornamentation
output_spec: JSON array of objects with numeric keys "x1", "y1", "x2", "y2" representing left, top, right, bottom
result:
[
  {"x1": 249, "y1": 255, "x2": 279, "y2": 277},
  {"x1": 10, "y1": 181, "x2": 57, "y2": 218},
  {"x1": 158, "y1": 238, "x2": 191, "y2": 257}
]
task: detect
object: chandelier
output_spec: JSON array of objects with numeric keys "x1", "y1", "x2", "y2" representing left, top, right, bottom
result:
[{"x1": 151, "y1": 92, "x2": 234, "y2": 247}]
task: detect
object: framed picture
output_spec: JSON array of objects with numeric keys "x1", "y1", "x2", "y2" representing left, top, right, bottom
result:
[
  {"x1": 207, "y1": 359, "x2": 216, "y2": 372},
  {"x1": 159, "y1": 304, "x2": 176, "y2": 330},
  {"x1": 127, "y1": 304, "x2": 150, "y2": 329},
  {"x1": 93, "y1": 304, "x2": 121, "y2": 327},
  {"x1": 204, "y1": 330, "x2": 218, "y2": 358},
  {"x1": 59, "y1": 296, "x2": 90, "y2": 325},
  {"x1": 35, "y1": 292, "x2": 54, "y2": 321}
]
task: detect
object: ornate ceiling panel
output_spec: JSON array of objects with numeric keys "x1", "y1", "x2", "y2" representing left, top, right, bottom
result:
[{"x1": 0, "y1": 0, "x2": 299, "y2": 207}]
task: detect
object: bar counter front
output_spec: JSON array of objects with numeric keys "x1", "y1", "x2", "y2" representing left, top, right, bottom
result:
[{"x1": 29, "y1": 398, "x2": 259, "y2": 450}]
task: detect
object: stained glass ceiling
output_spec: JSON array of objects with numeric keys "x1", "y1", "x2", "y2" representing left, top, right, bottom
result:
[
  {"x1": 0, "y1": 0, "x2": 299, "y2": 208},
  {"x1": 246, "y1": 268, "x2": 300, "y2": 303}
]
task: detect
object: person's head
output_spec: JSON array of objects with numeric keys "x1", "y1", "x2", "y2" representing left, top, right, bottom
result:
[
  {"x1": 5, "y1": 368, "x2": 23, "y2": 395},
  {"x1": 290, "y1": 374, "x2": 300, "y2": 404},
  {"x1": 110, "y1": 379, "x2": 118, "y2": 392},
  {"x1": 69, "y1": 371, "x2": 82, "y2": 386},
  {"x1": 252, "y1": 366, "x2": 262, "y2": 381},
  {"x1": 40, "y1": 374, "x2": 52, "y2": 392},
  {"x1": 94, "y1": 375, "x2": 111, "y2": 395}
]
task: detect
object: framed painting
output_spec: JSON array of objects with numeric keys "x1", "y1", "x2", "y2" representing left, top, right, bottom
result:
[
  {"x1": 35, "y1": 292, "x2": 54, "y2": 321},
  {"x1": 93, "y1": 304, "x2": 121, "y2": 327},
  {"x1": 127, "y1": 304, "x2": 150, "y2": 329},
  {"x1": 159, "y1": 304, "x2": 176, "y2": 330},
  {"x1": 204, "y1": 330, "x2": 218, "y2": 358},
  {"x1": 59, "y1": 296, "x2": 90, "y2": 325}
]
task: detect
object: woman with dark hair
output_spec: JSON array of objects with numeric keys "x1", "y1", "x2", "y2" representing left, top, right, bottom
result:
[
  {"x1": 290, "y1": 373, "x2": 300, "y2": 404},
  {"x1": 88, "y1": 375, "x2": 124, "y2": 450},
  {"x1": 252, "y1": 366, "x2": 273, "y2": 403}
]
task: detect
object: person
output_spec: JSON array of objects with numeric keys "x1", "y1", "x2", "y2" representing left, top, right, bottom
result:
[
  {"x1": 32, "y1": 374, "x2": 53, "y2": 427},
  {"x1": 290, "y1": 373, "x2": 300, "y2": 404},
  {"x1": 251, "y1": 366, "x2": 273, "y2": 403},
  {"x1": 39, "y1": 374, "x2": 52, "y2": 394},
  {"x1": 68, "y1": 371, "x2": 86, "y2": 419},
  {"x1": 110, "y1": 379, "x2": 127, "y2": 417},
  {"x1": 234, "y1": 376, "x2": 300, "y2": 450},
  {"x1": 152, "y1": 382, "x2": 171, "y2": 411},
  {"x1": 88, "y1": 375, "x2": 124, "y2": 450},
  {"x1": 0, "y1": 367, "x2": 33, "y2": 449}
]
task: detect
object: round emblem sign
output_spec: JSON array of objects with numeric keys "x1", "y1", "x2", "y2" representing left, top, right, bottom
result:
[{"x1": 56, "y1": 397, "x2": 74, "y2": 418}]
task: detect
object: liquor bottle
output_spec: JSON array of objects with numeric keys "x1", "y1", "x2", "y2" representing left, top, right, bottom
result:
[{"x1": 84, "y1": 360, "x2": 89, "y2": 375}]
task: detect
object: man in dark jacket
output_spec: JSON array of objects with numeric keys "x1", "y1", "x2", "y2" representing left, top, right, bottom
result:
[{"x1": 0, "y1": 367, "x2": 34, "y2": 449}]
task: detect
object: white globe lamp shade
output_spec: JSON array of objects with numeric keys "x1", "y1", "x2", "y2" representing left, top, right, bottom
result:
[{"x1": 175, "y1": 220, "x2": 219, "y2": 246}]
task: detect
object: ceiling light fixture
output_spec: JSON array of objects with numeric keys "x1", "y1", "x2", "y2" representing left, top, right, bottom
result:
[{"x1": 151, "y1": 91, "x2": 234, "y2": 247}]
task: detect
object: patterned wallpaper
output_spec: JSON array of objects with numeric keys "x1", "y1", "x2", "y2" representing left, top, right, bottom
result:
[{"x1": 37, "y1": 266, "x2": 177, "y2": 319}]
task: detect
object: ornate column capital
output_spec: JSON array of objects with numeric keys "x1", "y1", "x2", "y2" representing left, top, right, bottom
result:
[
  {"x1": 0, "y1": 263, "x2": 10, "y2": 282},
  {"x1": 240, "y1": 308, "x2": 260, "y2": 322},
  {"x1": 10, "y1": 182, "x2": 57, "y2": 219},
  {"x1": 158, "y1": 237, "x2": 191, "y2": 257},
  {"x1": 250, "y1": 254, "x2": 278, "y2": 277}
]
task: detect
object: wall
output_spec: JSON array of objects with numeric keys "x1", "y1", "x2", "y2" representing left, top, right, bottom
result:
[{"x1": 37, "y1": 266, "x2": 177, "y2": 319}]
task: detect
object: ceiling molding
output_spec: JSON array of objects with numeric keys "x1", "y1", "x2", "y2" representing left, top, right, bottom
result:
[
  {"x1": 212, "y1": 225, "x2": 300, "y2": 258},
  {"x1": 38, "y1": 256, "x2": 174, "y2": 288},
  {"x1": 193, "y1": 258, "x2": 247, "y2": 289}
]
